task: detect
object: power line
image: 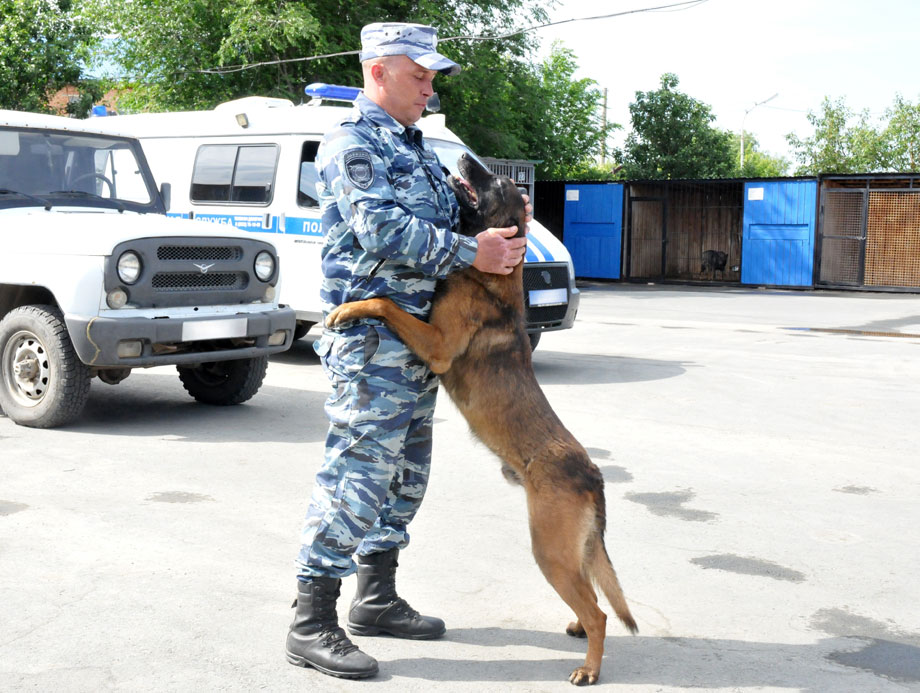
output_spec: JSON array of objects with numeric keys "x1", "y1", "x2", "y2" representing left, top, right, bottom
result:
[
  {"x1": 440, "y1": 0, "x2": 709, "y2": 44},
  {"x1": 193, "y1": 0, "x2": 710, "y2": 77}
]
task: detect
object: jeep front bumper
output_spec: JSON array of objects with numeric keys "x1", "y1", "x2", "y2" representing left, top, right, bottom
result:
[{"x1": 66, "y1": 307, "x2": 296, "y2": 368}]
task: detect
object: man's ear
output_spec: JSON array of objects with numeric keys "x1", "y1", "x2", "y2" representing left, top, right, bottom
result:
[{"x1": 370, "y1": 62, "x2": 386, "y2": 86}]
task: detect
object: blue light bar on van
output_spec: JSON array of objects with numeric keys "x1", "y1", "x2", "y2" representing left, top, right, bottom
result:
[{"x1": 304, "y1": 83, "x2": 361, "y2": 102}]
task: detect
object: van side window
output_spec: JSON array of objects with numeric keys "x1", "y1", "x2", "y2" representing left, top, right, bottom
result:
[
  {"x1": 191, "y1": 144, "x2": 278, "y2": 204},
  {"x1": 298, "y1": 141, "x2": 320, "y2": 208}
]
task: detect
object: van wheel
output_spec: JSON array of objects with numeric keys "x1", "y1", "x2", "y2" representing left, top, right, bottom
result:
[
  {"x1": 528, "y1": 332, "x2": 541, "y2": 351},
  {"x1": 0, "y1": 305, "x2": 92, "y2": 428},
  {"x1": 177, "y1": 356, "x2": 268, "y2": 405},
  {"x1": 292, "y1": 321, "x2": 315, "y2": 341}
]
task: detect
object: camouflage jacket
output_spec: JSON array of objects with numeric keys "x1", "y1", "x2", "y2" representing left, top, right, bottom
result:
[{"x1": 316, "y1": 93, "x2": 478, "y2": 319}]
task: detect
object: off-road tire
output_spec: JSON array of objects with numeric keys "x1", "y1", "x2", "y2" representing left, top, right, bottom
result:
[
  {"x1": 0, "y1": 305, "x2": 92, "y2": 428},
  {"x1": 176, "y1": 356, "x2": 268, "y2": 406}
]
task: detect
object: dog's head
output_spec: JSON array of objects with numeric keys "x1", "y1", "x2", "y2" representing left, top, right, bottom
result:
[{"x1": 448, "y1": 153, "x2": 526, "y2": 239}]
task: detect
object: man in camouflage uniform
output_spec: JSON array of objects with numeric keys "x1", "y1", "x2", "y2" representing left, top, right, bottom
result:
[{"x1": 286, "y1": 22, "x2": 528, "y2": 679}]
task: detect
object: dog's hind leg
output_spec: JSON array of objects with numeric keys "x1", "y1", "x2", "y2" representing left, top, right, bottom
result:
[
  {"x1": 564, "y1": 584, "x2": 597, "y2": 638},
  {"x1": 529, "y1": 496, "x2": 608, "y2": 685}
]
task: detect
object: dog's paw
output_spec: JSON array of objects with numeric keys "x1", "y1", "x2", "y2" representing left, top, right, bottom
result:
[
  {"x1": 324, "y1": 304, "x2": 355, "y2": 328},
  {"x1": 568, "y1": 666, "x2": 598, "y2": 686},
  {"x1": 566, "y1": 620, "x2": 587, "y2": 638}
]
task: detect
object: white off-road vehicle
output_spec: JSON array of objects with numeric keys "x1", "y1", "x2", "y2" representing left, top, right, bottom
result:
[{"x1": 0, "y1": 110, "x2": 295, "y2": 428}]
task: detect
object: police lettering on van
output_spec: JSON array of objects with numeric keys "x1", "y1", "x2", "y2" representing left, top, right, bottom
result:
[{"x1": 102, "y1": 84, "x2": 579, "y2": 349}]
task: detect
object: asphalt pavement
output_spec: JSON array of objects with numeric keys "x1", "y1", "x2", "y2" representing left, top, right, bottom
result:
[{"x1": 2, "y1": 284, "x2": 919, "y2": 692}]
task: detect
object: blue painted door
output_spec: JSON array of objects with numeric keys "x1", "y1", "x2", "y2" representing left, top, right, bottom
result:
[
  {"x1": 742, "y1": 181, "x2": 817, "y2": 286},
  {"x1": 563, "y1": 183, "x2": 623, "y2": 279}
]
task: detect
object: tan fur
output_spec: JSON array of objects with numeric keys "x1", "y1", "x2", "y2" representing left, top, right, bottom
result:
[{"x1": 326, "y1": 162, "x2": 636, "y2": 685}]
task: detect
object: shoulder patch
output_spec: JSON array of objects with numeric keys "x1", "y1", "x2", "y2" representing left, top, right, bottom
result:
[{"x1": 343, "y1": 150, "x2": 374, "y2": 190}]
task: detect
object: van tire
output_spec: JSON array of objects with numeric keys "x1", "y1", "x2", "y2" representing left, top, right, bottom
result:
[
  {"x1": 527, "y1": 332, "x2": 541, "y2": 351},
  {"x1": 0, "y1": 305, "x2": 92, "y2": 428},
  {"x1": 292, "y1": 321, "x2": 314, "y2": 341},
  {"x1": 177, "y1": 356, "x2": 268, "y2": 406}
]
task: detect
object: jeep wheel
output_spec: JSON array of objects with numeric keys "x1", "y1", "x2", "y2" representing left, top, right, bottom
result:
[
  {"x1": 177, "y1": 356, "x2": 268, "y2": 406},
  {"x1": 0, "y1": 305, "x2": 92, "y2": 428}
]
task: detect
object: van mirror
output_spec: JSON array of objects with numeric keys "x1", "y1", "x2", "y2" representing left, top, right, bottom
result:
[{"x1": 159, "y1": 182, "x2": 171, "y2": 211}]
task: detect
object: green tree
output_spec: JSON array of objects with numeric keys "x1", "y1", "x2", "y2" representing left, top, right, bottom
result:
[
  {"x1": 882, "y1": 94, "x2": 920, "y2": 171},
  {"x1": 83, "y1": 0, "x2": 318, "y2": 110},
  {"x1": 730, "y1": 131, "x2": 790, "y2": 177},
  {"x1": 786, "y1": 96, "x2": 885, "y2": 174},
  {"x1": 615, "y1": 73, "x2": 735, "y2": 180},
  {"x1": 0, "y1": 0, "x2": 96, "y2": 112},
  {"x1": 83, "y1": 0, "x2": 546, "y2": 111},
  {"x1": 511, "y1": 43, "x2": 611, "y2": 179},
  {"x1": 81, "y1": 1, "x2": 617, "y2": 176}
]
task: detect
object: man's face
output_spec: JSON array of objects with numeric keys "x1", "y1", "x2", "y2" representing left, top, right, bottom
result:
[{"x1": 376, "y1": 55, "x2": 437, "y2": 127}]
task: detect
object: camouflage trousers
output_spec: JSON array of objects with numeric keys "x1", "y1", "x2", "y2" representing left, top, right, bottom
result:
[{"x1": 296, "y1": 321, "x2": 438, "y2": 579}]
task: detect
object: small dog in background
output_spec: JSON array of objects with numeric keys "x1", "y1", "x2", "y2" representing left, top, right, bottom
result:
[{"x1": 701, "y1": 249, "x2": 728, "y2": 280}]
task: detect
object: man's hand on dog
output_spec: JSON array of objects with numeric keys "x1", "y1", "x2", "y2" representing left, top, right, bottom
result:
[
  {"x1": 472, "y1": 195, "x2": 532, "y2": 275},
  {"x1": 473, "y1": 227, "x2": 526, "y2": 274}
]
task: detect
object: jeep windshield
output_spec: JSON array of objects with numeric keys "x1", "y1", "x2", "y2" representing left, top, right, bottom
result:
[{"x1": 0, "y1": 127, "x2": 160, "y2": 213}]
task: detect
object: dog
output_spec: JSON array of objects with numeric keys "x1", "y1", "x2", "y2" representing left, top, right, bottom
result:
[
  {"x1": 325, "y1": 153, "x2": 637, "y2": 685},
  {"x1": 701, "y1": 249, "x2": 728, "y2": 280}
]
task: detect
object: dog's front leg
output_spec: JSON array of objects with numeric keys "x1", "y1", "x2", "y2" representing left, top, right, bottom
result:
[{"x1": 325, "y1": 298, "x2": 465, "y2": 374}]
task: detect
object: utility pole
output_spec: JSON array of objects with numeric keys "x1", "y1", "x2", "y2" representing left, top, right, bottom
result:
[
  {"x1": 740, "y1": 93, "x2": 778, "y2": 170},
  {"x1": 601, "y1": 87, "x2": 608, "y2": 165}
]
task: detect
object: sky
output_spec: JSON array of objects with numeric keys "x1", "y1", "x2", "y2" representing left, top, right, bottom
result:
[{"x1": 533, "y1": 0, "x2": 920, "y2": 165}]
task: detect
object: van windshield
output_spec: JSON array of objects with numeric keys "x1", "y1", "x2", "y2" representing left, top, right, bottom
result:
[
  {"x1": 427, "y1": 139, "x2": 486, "y2": 179},
  {"x1": 0, "y1": 127, "x2": 156, "y2": 211}
]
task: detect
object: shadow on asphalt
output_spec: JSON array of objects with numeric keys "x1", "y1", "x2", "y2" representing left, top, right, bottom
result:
[
  {"x1": 382, "y1": 629, "x2": 919, "y2": 689},
  {"x1": 66, "y1": 382, "x2": 328, "y2": 443},
  {"x1": 39, "y1": 338, "x2": 328, "y2": 441},
  {"x1": 268, "y1": 336, "x2": 322, "y2": 365},
  {"x1": 532, "y1": 350, "x2": 688, "y2": 385}
]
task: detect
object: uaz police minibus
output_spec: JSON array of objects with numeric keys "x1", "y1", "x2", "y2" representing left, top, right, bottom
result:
[{"x1": 102, "y1": 84, "x2": 579, "y2": 349}]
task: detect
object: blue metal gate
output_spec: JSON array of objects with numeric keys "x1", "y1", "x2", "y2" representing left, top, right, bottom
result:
[
  {"x1": 563, "y1": 183, "x2": 623, "y2": 279},
  {"x1": 742, "y1": 180, "x2": 817, "y2": 286}
]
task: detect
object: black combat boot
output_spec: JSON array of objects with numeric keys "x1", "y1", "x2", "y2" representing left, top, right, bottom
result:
[
  {"x1": 347, "y1": 548, "x2": 446, "y2": 640},
  {"x1": 286, "y1": 577, "x2": 378, "y2": 679}
]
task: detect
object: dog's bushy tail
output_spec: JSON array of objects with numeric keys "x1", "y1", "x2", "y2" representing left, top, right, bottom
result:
[{"x1": 587, "y1": 502, "x2": 638, "y2": 634}]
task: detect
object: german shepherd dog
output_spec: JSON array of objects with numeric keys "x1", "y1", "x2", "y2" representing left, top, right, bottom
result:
[{"x1": 326, "y1": 154, "x2": 637, "y2": 685}]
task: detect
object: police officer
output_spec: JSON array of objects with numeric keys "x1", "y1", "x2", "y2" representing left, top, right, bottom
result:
[{"x1": 286, "y1": 22, "x2": 528, "y2": 679}]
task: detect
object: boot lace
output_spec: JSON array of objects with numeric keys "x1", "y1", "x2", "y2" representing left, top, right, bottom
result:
[
  {"x1": 319, "y1": 625, "x2": 360, "y2": 656},
  {"x1": 381, "y1": 564, "x2": 422, "y2": 621},
  {"x1": 388, "y1": 596, "x2": 421, "y2": 621}
]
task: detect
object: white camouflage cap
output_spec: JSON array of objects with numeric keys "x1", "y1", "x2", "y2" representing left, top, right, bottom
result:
[{"x1": 359, "y1": 22, "x2": 461, "y2": 76}]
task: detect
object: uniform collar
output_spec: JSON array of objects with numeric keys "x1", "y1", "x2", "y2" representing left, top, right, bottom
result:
[{"x1": 354, "y1": 93, "x2": 423, "y2": 144}]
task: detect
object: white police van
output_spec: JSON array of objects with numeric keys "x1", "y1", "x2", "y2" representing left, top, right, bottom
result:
[{"x1": 103, "y1": 84, "x2": 579, "y2": 348}]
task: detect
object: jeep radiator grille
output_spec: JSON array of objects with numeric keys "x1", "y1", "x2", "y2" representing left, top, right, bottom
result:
[
  {"x1": 157, "y1": 245, "x2": 242, "y2": 261},
  {"x1": 152, "y1": 272, "x2": 246, "y2": 291},
  {"x1": 106, "y1": 236, "x2": 274, "y2": 308}
]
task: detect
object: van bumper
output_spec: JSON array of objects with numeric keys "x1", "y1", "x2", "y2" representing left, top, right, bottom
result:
[
  {"x1": 526, "y1": 285, "x2": 579, "y2": 334},
  {"x1": 66, "y1": 307, "x2": 296, "y2": 368},
  {"x1": 523, "y1": 261, "x2": 580, "y2": 334}
]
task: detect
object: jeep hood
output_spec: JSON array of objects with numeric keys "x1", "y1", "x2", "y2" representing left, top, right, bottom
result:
[{"x1": 0, "y1": 208, "x2": 260, "y2": 256}]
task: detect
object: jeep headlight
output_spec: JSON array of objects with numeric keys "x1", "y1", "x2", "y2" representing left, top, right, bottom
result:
[
  {"x1": 117, "y1": 251, "x2": 142, "y2": 284},
  {"x1": 254, "y1": 250, "x2": 275, "y2": 282}
]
